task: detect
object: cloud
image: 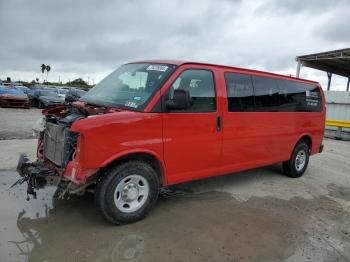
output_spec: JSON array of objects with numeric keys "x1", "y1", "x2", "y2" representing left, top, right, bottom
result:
[
  {"x1": 313, "y1": 5, "x2": 350, "y2": 43},
  {"x1": 0, "y1": 0, "x2": 240, "y2": 74},
  {"x1": 0, "y1": 0, "x2": 348, "y2": 89},
  {"x1": 256, "y1": 0, "x2": 348, "y2": 15}
]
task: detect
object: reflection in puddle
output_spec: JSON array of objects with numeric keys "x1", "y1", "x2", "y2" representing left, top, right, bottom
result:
[
  {"x1": 2, "y1": 172, "x2": 198, "y2": 262},
  {"x1": 9, "y1": 210, "x2": 43, "y2": 261},
  {"x1": 13, "y1": 207, "x2": 147, "y2": 262}
]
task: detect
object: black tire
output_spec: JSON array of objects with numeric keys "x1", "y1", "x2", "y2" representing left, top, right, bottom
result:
[
  {"x1": 283, "y1": 141, "x2": 310, "y2": 178},
  {"x1": 38, "y1": 101, "x2": 44, "y2": 109},
  {"x1": 95, "y1": 160, "x2": 160, "y2": 225}
]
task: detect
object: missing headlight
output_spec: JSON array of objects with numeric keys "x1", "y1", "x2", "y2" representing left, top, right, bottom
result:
[{"x1": 32, "y1": 116, "x2": 46, "y2": 138}]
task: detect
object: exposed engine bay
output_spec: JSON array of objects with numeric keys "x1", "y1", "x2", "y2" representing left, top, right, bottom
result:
[{"x1": 14, "y1": 101, "x2": 121, "y2": 200}]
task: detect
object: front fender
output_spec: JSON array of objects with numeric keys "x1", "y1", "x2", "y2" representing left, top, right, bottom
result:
[{"x1": 69, "y1": 111, "x2": 164, "y2": 182}]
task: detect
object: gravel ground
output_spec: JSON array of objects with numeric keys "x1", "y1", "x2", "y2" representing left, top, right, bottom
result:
[{"x1": 0, "y1": 108, "x2": 349, "y2": 262}]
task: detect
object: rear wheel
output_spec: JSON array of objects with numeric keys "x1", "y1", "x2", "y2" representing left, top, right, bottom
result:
[
  {"x1": 283, "y1": 141, "x2": 310, "y2": 178},
  {"x1": 95, "y1": 161, "x2": 160, "y2": 225}
]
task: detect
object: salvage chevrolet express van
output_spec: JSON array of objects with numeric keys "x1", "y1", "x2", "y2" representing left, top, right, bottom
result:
[{"x1": 17, "y1": 60, "x2": 325, "y2": 224}]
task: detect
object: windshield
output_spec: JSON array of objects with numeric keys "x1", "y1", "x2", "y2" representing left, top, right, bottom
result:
[{"x1": 81, "y1": 63, "x2": 176, "y2": 110}]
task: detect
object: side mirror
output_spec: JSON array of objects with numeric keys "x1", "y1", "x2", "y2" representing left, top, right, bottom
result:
[{"x1": 166, "y1": 89, "x2": 191, "y2": 110}]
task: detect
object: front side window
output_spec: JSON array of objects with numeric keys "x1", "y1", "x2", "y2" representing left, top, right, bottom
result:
[
  {"x1": 81, "y1": 63, "x2": 176, "y2": 110},
  {"x1": 166, "y1": 69, "x2": 216, "y2": 112}
]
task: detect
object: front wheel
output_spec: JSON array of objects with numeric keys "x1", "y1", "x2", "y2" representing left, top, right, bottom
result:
[
  {"x1": 283, "y1": 141, "x2": 310, "y2": 178},
  {"x1": 95, "y1": 161, "x2": 160, "y2": 225}
]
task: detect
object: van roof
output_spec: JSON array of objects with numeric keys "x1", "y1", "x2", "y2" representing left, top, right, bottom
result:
[{"x1": 134, "y1": 59, "x2": 319, "y2": 85}]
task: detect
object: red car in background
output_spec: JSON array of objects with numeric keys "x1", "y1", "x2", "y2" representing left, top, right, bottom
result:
[
  {"x1": 0, "y1": 86, "x2": 30, "y2": 108},
  {"x1": 16, "y1": 60, "x2": 325, "y2": 224}
]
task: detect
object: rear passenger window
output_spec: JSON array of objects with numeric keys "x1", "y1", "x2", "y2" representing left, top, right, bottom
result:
[
  {"x1": 252, "y1": 76, "x2": 280, "y2": 111},
  {"x1": 224, "y1": 72, "x2": 322, "y2": 113},
  {"x1": 167, "y1": 69, "x2": 216, "y2": 112},
  {"x1": 278, "y1": 80, "x2": 322, "y2": 112},
  {"x1": 225, "y1": 73, "x2": 255, "y2": 112},
  {"x1": 305, "y1": 85, "x2": 322, "y2": 112}
]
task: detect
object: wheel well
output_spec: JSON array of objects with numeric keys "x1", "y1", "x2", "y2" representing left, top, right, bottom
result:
[
  {"x1": 297, "y1": 135, "x2": 312, "y2": 151},
  {"x1": 101, "y1": 153, "x2": 164, "y2": 185}
]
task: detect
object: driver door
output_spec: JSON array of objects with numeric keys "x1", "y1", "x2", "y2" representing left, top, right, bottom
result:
[{"x1": 162, "y1": 67, "x2": 223, "y2": 184}]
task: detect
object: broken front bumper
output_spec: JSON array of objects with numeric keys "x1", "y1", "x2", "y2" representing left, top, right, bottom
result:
[
  {"x1": 15, "y1": 153, "x2": 97, "y2": 199},
  {"x1": 15, "y1": 153, "x2": 60, "y2": 199}
]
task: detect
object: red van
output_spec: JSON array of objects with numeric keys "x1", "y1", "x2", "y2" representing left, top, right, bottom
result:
[{"x1": 17, "y1": 61, "x2": 325, "y2": 224}]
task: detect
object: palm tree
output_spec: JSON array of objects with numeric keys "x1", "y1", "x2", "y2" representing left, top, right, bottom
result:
[
  {"x1": 41, "y1": 64, "x2": 46, "y2": 83},
  {"x1": 45, "y1": 65, "x2": 51, "y2": 82}
]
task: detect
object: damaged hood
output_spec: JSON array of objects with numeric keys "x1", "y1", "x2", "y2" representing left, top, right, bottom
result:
[{"x1": 70, "y1": 110, "x2": 145, "y2": 133}]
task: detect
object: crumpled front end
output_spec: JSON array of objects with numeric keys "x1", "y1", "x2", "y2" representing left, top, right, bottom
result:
[{"x1": 15, "y1": 104, "x2": 99, "y2": 199}]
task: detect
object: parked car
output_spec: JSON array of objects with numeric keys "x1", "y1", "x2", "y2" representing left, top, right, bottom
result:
[
  {"x1": 56, "y1": 88, "x2": 69, "y2": 98},
  {"x1": 37, "y1": 92, "x2": 65, "y2": 109},
  {"x1": 0, "y1": 82, "x2": 16, "y2": 88},
  {"x1": 16, "y1": 85, "x2": 30, "y2": 94},
  {"x1": 17, "y1": 61, "x2": 325, "y2": 224},
  {"x1": 0, "y1": 82, "x2": 28, "y2": 92},
  {"x1": 65, "y1": 88, "x2": 87, "y2": 103},
  {"x1": 29, "y1": 89, "x2": 60, "y2": 107},
  {"x1": 27, "y1": 86, "x2": 43, "y2": 100},
  {"x1": 0, "y1": 87, "x2": 29, "y2": 108}
]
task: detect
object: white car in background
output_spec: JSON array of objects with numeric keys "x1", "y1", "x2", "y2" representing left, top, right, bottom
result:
[{"x1": 56, "y1": 88, "x2": 68, "y2": 98}]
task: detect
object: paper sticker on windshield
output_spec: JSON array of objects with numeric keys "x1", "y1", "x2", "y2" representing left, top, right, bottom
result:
[
  {"x1": 147, "y1": 65, "x2": 168, "y2": 72},
  {"x1": 125, "y1": 101, "x2": 138, "y2": 108}
]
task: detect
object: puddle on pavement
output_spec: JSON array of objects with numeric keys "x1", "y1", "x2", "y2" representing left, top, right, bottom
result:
[{"x1": 1, "y1": 171, "x2": 349, "y2": 262}]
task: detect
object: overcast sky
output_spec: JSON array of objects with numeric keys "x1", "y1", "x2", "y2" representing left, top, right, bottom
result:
[{"x1": 0, "y1": 0, "x2": 349, "y2": 89}]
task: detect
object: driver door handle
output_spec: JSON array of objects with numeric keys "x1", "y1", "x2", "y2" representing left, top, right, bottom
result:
[{"x1": 216, "y1": 116, "x2": 222, "y2": 132}]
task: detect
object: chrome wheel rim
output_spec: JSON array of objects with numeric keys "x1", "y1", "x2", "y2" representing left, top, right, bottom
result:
[
  {"x1": 295, "y1": 150, "x2": 306, "y2": 172},
  {"x1": 114, "y1": 175, "x2": 149, "y2": 213}
]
